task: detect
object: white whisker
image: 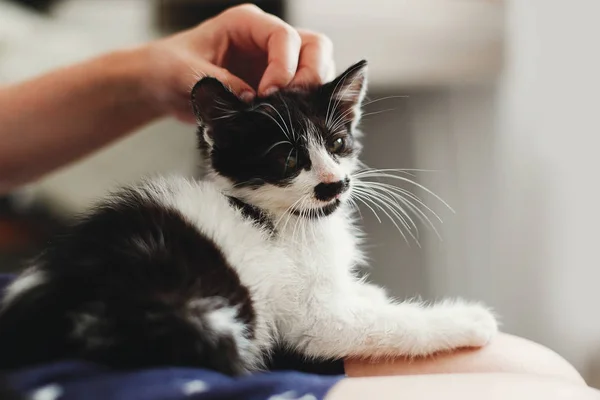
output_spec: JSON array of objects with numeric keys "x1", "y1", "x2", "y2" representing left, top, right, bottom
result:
[
  {"x1": 291, "y1": 195, "x2": 309, "y2": 245},
  {"x1": 325, "y1": 68, "x2": 353, "y2": 127},
  {"x1": 355, "y1": 188, "x2": 414, "y2": 235},
  {"x1": 252, "y1": 109, "x2": 291, "y2": 142},
  {"x1": 327, "y1": 72, "x2": 362, "y2": 130},
  {"x1": 262, "y1": 141, "x2": 291, "y2": 157},
  {"x1": 355, "y1": 183, "x2": 419, "y2": 234},
  {"x1": 353, "y1": 169, "x2": 454, "y2": 213},
  {"x1": 360, "y1": 95, "x2": 409, "y2": 108},
  {"x1": 280, "y1": 95, "x2": 296, "y2": 141},
  {"x1": 275, "y1": 195, "x2": 306, "y2": 232},
  {"x1": 253, "y1": 103, "x2": 294, "y2": 142},
  {"x1": 352, "y1": 188, "x2": 411, "y2": 244},
  {"x1": 357, "y1": 181, "x2": 443, "y2": 224},
  {"x1": 351, "y1": 192, "x2": 383, "y2": 224},
  {"x1": 354, "y1": 180, "x2": 443, "y2": 241},
  {"x1": 347, "y1": 197, "x2": 363, "y2": 221},
  {"x1": 360, "y1": 108, "x2": 396, "y2": 119}
]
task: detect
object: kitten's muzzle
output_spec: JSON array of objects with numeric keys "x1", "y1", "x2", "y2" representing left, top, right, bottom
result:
[{"x1": 314, "y1": 178, "x2": 350, "y2": 202}]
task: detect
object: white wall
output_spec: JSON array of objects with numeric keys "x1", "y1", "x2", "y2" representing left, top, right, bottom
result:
[
  {"x1": 491, "y1": 0, "x2": 600, "y2": 382},
  {"x1": 396, "y1": 0, "x2": 600, "y2": 384},
  {"x1": 290, "y1": 0, "x2": 503, "y2": 87}
]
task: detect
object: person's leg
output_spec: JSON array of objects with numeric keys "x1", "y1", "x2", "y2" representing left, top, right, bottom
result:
[
  {"x1": 332, "y1": 334, "x2": 599, "y2": 400},
  {"x1": 344, "y1": 333, "x2": 585, "y2": 384},
  {"x1": 326, "y1": 373, "x2": 600, "y2": 400}
]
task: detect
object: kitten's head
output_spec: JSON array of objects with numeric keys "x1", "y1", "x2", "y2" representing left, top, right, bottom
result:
[{"x1": 191, "y1": 60, "x2": 367, "y2": 217}]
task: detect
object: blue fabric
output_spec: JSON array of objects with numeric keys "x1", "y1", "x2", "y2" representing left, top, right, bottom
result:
[{"x1": 0, "y1": 274, "x2": 343, "y2": 400}]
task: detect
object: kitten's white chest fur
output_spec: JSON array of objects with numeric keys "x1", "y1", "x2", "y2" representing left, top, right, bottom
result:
[
  {"x1": 276, "y1": 211, "x2": 362, "y2": 286},
  {"x1": 165, "y1": 177, "x2": 497, "y2": 365}
]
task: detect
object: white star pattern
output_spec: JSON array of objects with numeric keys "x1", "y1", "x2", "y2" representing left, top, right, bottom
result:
[
  {"x1": 30, "y1": 384, "x2": 63, "y2": 400},
  {"x1": 268, "y1": 391, "x2": 318, "y2": 400},
  {"x1": 181, "y1": 379, "x2": 209, "y2": 396}
]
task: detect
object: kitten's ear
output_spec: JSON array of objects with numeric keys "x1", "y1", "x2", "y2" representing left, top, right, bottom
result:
[
  {"x1": 322, "y1": 60, "x2": 368, "y2": 127},
  {"x1": 191, "y1": 77, "x2": 245, "y2": 126}
]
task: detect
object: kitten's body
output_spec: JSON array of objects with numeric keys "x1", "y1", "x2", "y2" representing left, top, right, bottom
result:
[{"x1": 0, "y1": 61, "x2": 497, "y2": 374}]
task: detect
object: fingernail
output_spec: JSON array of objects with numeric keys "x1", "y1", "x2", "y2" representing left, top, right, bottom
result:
[
  {"x1": 240, "y1": 91, "x2": 255, "y2": 102},
  {"x1": 264, "y1": 87, "x2": 279, "y2": 97}
]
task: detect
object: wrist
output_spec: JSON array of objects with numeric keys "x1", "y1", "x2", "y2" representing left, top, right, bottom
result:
[{"x1": 103, "y1": 47, "x2": 168, "y2": 121}]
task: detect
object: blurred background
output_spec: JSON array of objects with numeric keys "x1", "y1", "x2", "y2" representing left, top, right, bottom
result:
[{"x1": 1, "y1": 0, "x2": 600, "y2": 387}]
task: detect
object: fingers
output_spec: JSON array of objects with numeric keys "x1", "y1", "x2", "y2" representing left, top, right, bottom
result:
[
  {"x1": 290, "y1": 29, "x2": 336, "y2": 87},
  {"x1": 207, "y1": 66, "x2": 256, "y2": 102},
  {"x1": 220, "y1": 5, "x2": 301, "y2": 96},
  {"x1": 181, "y1": 59, "x2": 255, "y2": 101},
  {"x1": 172, "y1": 60, "x2": 255, "y2": 123},
  {"x1": 258, "y1": 24, "x2": 302, "y2": 95},
  {"x1": 196, "y1": 4, "x2": 335, "y2": 97}
]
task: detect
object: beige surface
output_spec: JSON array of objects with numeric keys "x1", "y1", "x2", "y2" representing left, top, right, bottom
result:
[
  {"x1": 344, "y1": 333, "x2": 584, "y2": 385},
  {"x1": 326, "y1": 373, "x2": 600, "y2": 400},
  {"x1": 337, "y1": 332, "x2": 599, "y2": 398}
]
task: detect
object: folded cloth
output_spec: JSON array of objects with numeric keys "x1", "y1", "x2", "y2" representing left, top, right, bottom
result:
[{"x1": 0, "y1": 274, "x2": 343, "y2": 400}]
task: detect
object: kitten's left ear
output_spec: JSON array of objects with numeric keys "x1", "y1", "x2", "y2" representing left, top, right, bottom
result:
[
  {"x1": 191, "y1": 77, "x2": 246, "y2": 126},
  {"x1": 322, "y1": 60, "x2": 368, "y2": 127}
]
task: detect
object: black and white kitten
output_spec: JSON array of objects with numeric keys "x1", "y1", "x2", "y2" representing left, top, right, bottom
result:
[{"x1": 0, "y1": 60, "x2": 497, "y2": 375}]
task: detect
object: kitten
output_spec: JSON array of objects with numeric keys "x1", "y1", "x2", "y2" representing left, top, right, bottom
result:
[{"x1": 0, "y1": 60, "x2": 497, "y2": 375}]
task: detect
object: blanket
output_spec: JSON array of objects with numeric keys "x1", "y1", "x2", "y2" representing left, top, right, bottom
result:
[{"x1": 0, "y1": 275, "x2": 343, "y2": 400}]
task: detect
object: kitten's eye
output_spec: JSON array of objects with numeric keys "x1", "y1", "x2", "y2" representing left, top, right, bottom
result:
[
  {"x1": 284, "y1": 153, "x2": 298, "y2": 173},
  {"x1": 328, "y1": 137, "x2": 345, "y2": 154}
]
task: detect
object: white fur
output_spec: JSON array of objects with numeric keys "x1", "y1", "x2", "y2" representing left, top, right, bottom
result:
[
  {"x1": 69, "y1": 311, "x2": 110, "y2": 350},
  {"x1": 143, "y1": 148, "x2": 497, "y2": 363},
  {"x1": 203, "y1": 305, "x2": 240, "y2": 336},
  {"x1": 308, "y1": 139, "x2": 345, "y2": 184},
  {"x1": 2, "y1": 268, "x2": 46, "y2": 306},
  {"x1": 193, "y1": 299, "x2": 258, "y2": 368}
]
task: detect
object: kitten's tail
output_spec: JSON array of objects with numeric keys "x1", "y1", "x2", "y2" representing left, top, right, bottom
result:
[{"x1": 0, "y1": 278, "x2": 249, "y2": 375}]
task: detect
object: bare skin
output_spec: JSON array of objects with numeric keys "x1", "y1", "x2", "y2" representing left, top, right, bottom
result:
[
  {"x1": 332, "y1": 333, "x2": 599, "y2": 399},
  {"x1": 327, "y1": 374, "x2": 599, "y2": 400},
  {"x1": 344, "y1": 333, "x2": 584, "y2": 384},
  {"x1": 0, "y1": 4, "x2": 334, "y2": 193}
]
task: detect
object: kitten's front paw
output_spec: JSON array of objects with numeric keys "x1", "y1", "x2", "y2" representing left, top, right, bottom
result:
[
  {"x1": 413, "y1": 300, "x2": 498, "y2": 356},
  {"x1": 445, "y1": 300, "x2": 498, "y2": 347}
]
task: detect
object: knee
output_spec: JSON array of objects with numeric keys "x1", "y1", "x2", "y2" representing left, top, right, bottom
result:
[
  {"x1": 344, "y1": 333, "x2": 585, "y2": 385},
  {"x1": 452, "y1": 333, "x2": 584, "y2": 384}
]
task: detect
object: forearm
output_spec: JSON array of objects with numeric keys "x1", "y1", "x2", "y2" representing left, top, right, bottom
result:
[{"x1": 0, "y1": 48, "x2": 163, "y2": 193}]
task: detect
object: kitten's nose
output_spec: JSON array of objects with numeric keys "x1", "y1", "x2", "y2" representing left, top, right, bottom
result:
[{"x1": 314, "y1": 178, "x2": 350, "y2": 202}]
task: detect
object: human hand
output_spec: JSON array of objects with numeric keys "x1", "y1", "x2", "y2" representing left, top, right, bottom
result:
[{"x1": 139, "y1": 4, "x2": 335, "y2": 123}]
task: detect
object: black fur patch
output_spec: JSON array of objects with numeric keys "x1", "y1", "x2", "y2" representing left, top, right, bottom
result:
[
  {"x1": 292, "y1": 200, "x2": 341, "y2": 219},
  {"x1": 228, "y1": 196, "x2": 275, "y2": 233},
  {"x1": 0, "y1": 188, "x2": 255, "y2": 375},
  {"x1": 267, "y1": 348, "x2": 345, "y2": 376},
  {"x1": 192, "y1": 61, "x2": 367, "y2": 191},
  {"x1": 314, "y1": 178, "x2": 350, "y2": 202}
]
